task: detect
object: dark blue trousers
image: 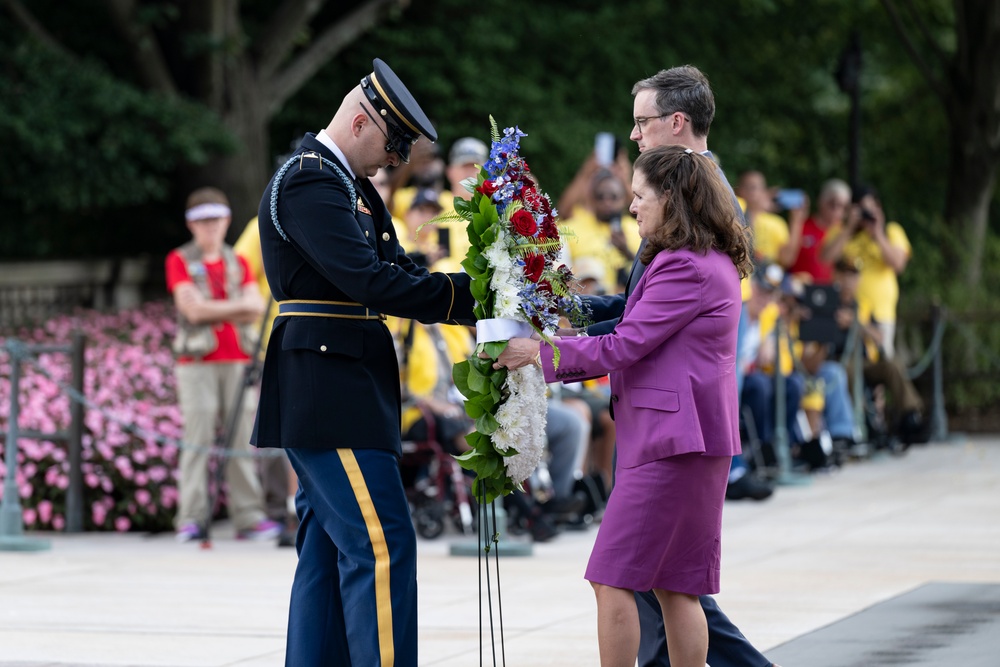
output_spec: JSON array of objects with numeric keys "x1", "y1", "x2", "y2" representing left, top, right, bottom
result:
[
  {"x1": 636, "y1": 591, "x2": 771, "y2": 667},
  {"x1": 285, "y1": 448, "x2": 417, "y2": 667}
]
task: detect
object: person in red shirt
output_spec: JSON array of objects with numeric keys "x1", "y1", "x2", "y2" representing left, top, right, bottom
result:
[
  {"x1": 787, "y1": 179, "x2": 851, "y2": 285},
  {"x1": 165, "y1": 187, "x2": 279, "y2": 542}
]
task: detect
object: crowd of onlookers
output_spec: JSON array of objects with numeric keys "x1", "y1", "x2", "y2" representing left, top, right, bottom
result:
[
  {"x1": 166, "y1": 134, "x2": 927, "y2": 545},
  {"x1": 361, "y1": 135, "x2": 927, "y2": 542}
]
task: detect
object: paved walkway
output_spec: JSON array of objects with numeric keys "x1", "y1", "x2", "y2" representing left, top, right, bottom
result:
[{"x1": 2, "y1": 435, "x2": 999, "y2": 666}]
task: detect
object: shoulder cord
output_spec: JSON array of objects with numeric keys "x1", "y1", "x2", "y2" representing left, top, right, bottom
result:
[{"x1": 268, "y1": 153, "x2": 356, "y2": 242}]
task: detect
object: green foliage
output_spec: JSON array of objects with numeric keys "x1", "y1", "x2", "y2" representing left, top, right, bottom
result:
[
  {"x1": 0, "y1": 39, "x2": 234, "y2": 258},
  {"x1": 451, "y1": 353, "x2": 518, "y2": 504},
  {"x1": 0, "y1": 0, "x2": 996, "y2": 415}
]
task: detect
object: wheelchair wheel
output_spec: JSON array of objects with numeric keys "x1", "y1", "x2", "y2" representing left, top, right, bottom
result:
[{"x1": 413, "y1": 503, "x2": 445, "y2": 539}]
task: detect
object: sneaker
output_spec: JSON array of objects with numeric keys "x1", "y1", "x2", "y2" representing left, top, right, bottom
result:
[
  {"x1": 528, "y1": 514, "x2": 559, "y2": 543},
  {"x1": 725, "y1": 473, "x2": 774, "y2": 501},
  {"x1": 237, "y1": 519, "x2": 283, "y2": 541},
  {"x1": 175, "y1": 523, "x2": 205, "y2": 543}
]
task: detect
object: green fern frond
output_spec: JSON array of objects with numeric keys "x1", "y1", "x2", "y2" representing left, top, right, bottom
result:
[
  {"x1": 489, "y1": 116, "x2": 500, "y2": 145},
  {"x1": 508, "y1": 239, "x2": 562, "y2": 257}
]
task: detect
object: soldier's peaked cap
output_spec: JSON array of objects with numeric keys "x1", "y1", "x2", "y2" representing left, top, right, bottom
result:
[{"x1": 361, "y1": 58, "x2": 438, "y2": 161}]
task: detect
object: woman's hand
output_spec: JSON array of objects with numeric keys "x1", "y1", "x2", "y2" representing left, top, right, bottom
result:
[{"x1": 494, "y1": 337, "x2": 540, "y2": 371}]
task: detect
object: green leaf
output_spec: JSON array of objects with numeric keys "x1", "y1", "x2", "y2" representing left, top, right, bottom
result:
[
  {"x1": 454, "y1": 197, "x2": 474, "y2": 220},
  {"x1": 481, "y1": 455, "x2": 499, "y2": 477},
  {"x1": 465, "y1": 430, "x2": 489, "y2": 451},
  {"x1": 462, "y1": 259, "x2": 483, "y2": 279},
  {"x1": 470, "y1": 356, "x2": 494, "y2": 374},
  {"x1": 482, "y1": 341, "x2": 508, "y2": 359},
  {"x1": 467, "y1": 362, "x2": 488, "y2": 393},
  {"x1": 452, "y1": 361, "x2": 471, "y2": 397},
  {"x1": 464, "y1": 399, "x2": 485, "y2": 418},
  {"x1": 469, "y1": 393, "x2": 496, "y2": 415},
  {"x1": 475, "y1": 411, "x2": 500, "y2": 435},
  {"x1": 454, "y1": 449, "x2": 480, "y2": 463}
]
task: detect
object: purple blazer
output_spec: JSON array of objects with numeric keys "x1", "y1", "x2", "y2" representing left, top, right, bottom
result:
[{"x1": 540, "y1": 247, "x2": 742, "y2": 468}]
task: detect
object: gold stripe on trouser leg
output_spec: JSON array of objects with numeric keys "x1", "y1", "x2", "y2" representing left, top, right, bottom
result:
[{"x1": 337, "y1": 449, "x2": 394, "y2": 666}]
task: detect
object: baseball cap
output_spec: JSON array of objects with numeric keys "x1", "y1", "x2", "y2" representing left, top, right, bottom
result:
[
  {"x1": 573, "y1": 257, "x2": 605, "y2": 284},
  {"x1": 410, "y1": 188, "x2": 443, "y2": 211},
  {"x1": 448, "y1": 137, "x2": 488, "y2": 167}
]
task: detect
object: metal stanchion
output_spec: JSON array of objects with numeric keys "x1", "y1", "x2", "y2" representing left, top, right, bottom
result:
[
  {"x1": 0, "y1": 340, "x2": 51, "y2": 551},
  {"x1": 849, "y1": 321, "x2": 869, "y2": 450},
  {"x1": 928, "y1": 305, "x2": 949, "y2": 442},
  {"x1": 66, "y1": 332, "x2": 86, "y2": 532},
  {"x1": 771, "y1": 317, "x2": 810, "y2": 486}
]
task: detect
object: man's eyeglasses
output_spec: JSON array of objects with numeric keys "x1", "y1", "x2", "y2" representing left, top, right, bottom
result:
[
  {"x1": 633, "y1": 111, "x2": 691, "y2": 132},
  {"x1": 360, "y1": 102, "x2": 408, "y2": 163}
]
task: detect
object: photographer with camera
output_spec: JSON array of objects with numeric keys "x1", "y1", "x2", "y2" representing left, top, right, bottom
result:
[
  {"x1": 559, "y1": 156, "x2": 642, "y2": 295},
  {"x1": 820, "y1": 185, "x2": 911, "y2": 360},
  {"x1": 735, "y1": 171, "x2": 809, "y2": 269}
]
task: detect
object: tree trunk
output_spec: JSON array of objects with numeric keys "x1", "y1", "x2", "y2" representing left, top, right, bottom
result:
[
  {"x1": 187, "y1": 65, "x2": 272, "y2": 238},
  {"x1": 944, "y1": 118, "x2": 997, "y2": 288},
  {"x1": 945, "y1": 0, "x2": 1000, "y2": 288}
]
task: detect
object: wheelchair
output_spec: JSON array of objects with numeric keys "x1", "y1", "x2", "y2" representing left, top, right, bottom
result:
[{"x1": 399, "y1": 405, "x2": 478, "y2": 539}]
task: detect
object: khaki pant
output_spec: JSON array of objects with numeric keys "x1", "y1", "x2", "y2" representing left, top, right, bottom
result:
[{"x1": 175, "y1": 362, "x2": 265, "y2": 531}]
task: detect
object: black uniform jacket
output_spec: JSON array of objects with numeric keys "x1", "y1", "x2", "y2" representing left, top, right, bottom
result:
[{"x1": 251, "y1": 133, "x2": 475, "y2": 454}]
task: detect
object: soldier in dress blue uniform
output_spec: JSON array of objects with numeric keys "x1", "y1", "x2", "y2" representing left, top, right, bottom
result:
[{"x1": 252, "y1": 59, "x2": 475, "y2": 667}]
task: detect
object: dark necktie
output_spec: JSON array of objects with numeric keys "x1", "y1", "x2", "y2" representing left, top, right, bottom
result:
[{"x1": 623, "y1": 239, "x2": 647, "y2": 297}]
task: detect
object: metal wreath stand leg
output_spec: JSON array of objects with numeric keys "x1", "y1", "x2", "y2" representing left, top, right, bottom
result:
[
  {"x1": 202, "y1": 297, "x2": 273, "y2": 548},
  {"x1": 478, "y1": 486, "x2": 506, "y2": 667}
]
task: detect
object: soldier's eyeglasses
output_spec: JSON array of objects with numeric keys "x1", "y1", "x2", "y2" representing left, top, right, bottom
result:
[{"x1": 360, "y1": 102, "x2": 408, "y2": 163}]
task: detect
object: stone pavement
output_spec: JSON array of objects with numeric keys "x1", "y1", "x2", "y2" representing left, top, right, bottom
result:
[{"x1": 2, "y1": 435, "x2": 999, "y2": 666}]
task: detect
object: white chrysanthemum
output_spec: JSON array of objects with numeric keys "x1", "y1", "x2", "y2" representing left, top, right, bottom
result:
[
  {"x1": 483, "y1": 243, "x2": 510, "y2": 270},
  {"x1": 493, "y1": 282, "x2": 522, "y2": 319},
  {"x1": 494, "y1": 366, "x2": 547, "y2": 484}
]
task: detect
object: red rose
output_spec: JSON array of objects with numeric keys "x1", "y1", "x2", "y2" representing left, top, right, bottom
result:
[
  {"x1": 511, "y1": 209, "x2": 538, "y2": 237},
  {"x1": 537, "y1": 279, "x2": 553, "y2": 294},
  {"x1": 523, "y1": 253, "x2": 545, "y2": 282},
  {"x1": 539, "y1": 217, "x2": 559, "y2": 240},
  {"x1": 522, "y1": 186, "x2": 542, "y2": 210},
  {"x1": 476, "y1": 179, "x2": 498, "y2": 197}
]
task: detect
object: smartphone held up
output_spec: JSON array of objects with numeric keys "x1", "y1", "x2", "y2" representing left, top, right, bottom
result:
[
  {"x1": 773, "y1": 188, "x2": 805, "y2": 211},
  {"x1": 595, "y1": 132, "x2": 616, "y2": 167}
]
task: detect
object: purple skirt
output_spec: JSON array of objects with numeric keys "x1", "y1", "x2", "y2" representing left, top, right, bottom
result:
[{"x1": 585, "y1": 452, "x2": 731, "y2": 596}]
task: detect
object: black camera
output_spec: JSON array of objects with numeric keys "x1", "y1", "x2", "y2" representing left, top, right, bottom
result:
[
  {"x1": 437, "y1": 227, "x2": 451, "y2": 255},
  {"x1": 861, "y1": 208, "x2": 876, "y2": 222}
]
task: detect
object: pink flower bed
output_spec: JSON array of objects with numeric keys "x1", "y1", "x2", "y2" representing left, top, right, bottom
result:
[{"x1": 1, "y1": 302, "x2": 183, "y2": 532}]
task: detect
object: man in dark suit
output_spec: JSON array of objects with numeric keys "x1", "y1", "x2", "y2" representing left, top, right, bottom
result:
[
  {"x1": 532, "y1": 65, "x2": 778, "y2": 667},
  {"x1": 252, "y1": 59, "x2": 475, "y2": 667}
]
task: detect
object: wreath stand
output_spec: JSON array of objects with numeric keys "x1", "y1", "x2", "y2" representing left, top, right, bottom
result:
[
  {"x1": 450, "y1": 491, "x2": 532, "y2": 667},
  {"x1": 449, "y1": 318, "x2": 537, "y2": 664}
]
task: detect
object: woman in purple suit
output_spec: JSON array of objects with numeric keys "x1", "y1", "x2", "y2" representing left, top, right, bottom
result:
[{"x1": 499, "y1": 145, "x2": 752, "y2": 667}]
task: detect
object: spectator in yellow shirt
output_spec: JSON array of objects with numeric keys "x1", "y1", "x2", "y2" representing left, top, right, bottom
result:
[
  {"x1": 232, "y1": 217, "x2": 295, "y2": 546},
  {"x1": 395, "y1": 137, "x2": 485, "y2": 265},
  {"x1": 559, "y1": 169, "x2": 642, "y2": 294},
  {"x1": 736, "y1": 170, "x2": 808, "y2": 268},
  {"x1": 737, "y1": 170, "x2": 786, "y2": 262},
  {"x1": 821, "y1": 185, "x2": 911, "y2": 359}
]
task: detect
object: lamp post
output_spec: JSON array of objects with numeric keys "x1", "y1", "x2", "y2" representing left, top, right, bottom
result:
[{"x1": 836, "y1": 32, "x2": 863, "y2": 191}]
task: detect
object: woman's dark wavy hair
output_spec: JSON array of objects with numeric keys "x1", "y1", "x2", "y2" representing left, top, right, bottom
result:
[{"x1": 635, "y1": 145, "x2": 752, "y2": 279}]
